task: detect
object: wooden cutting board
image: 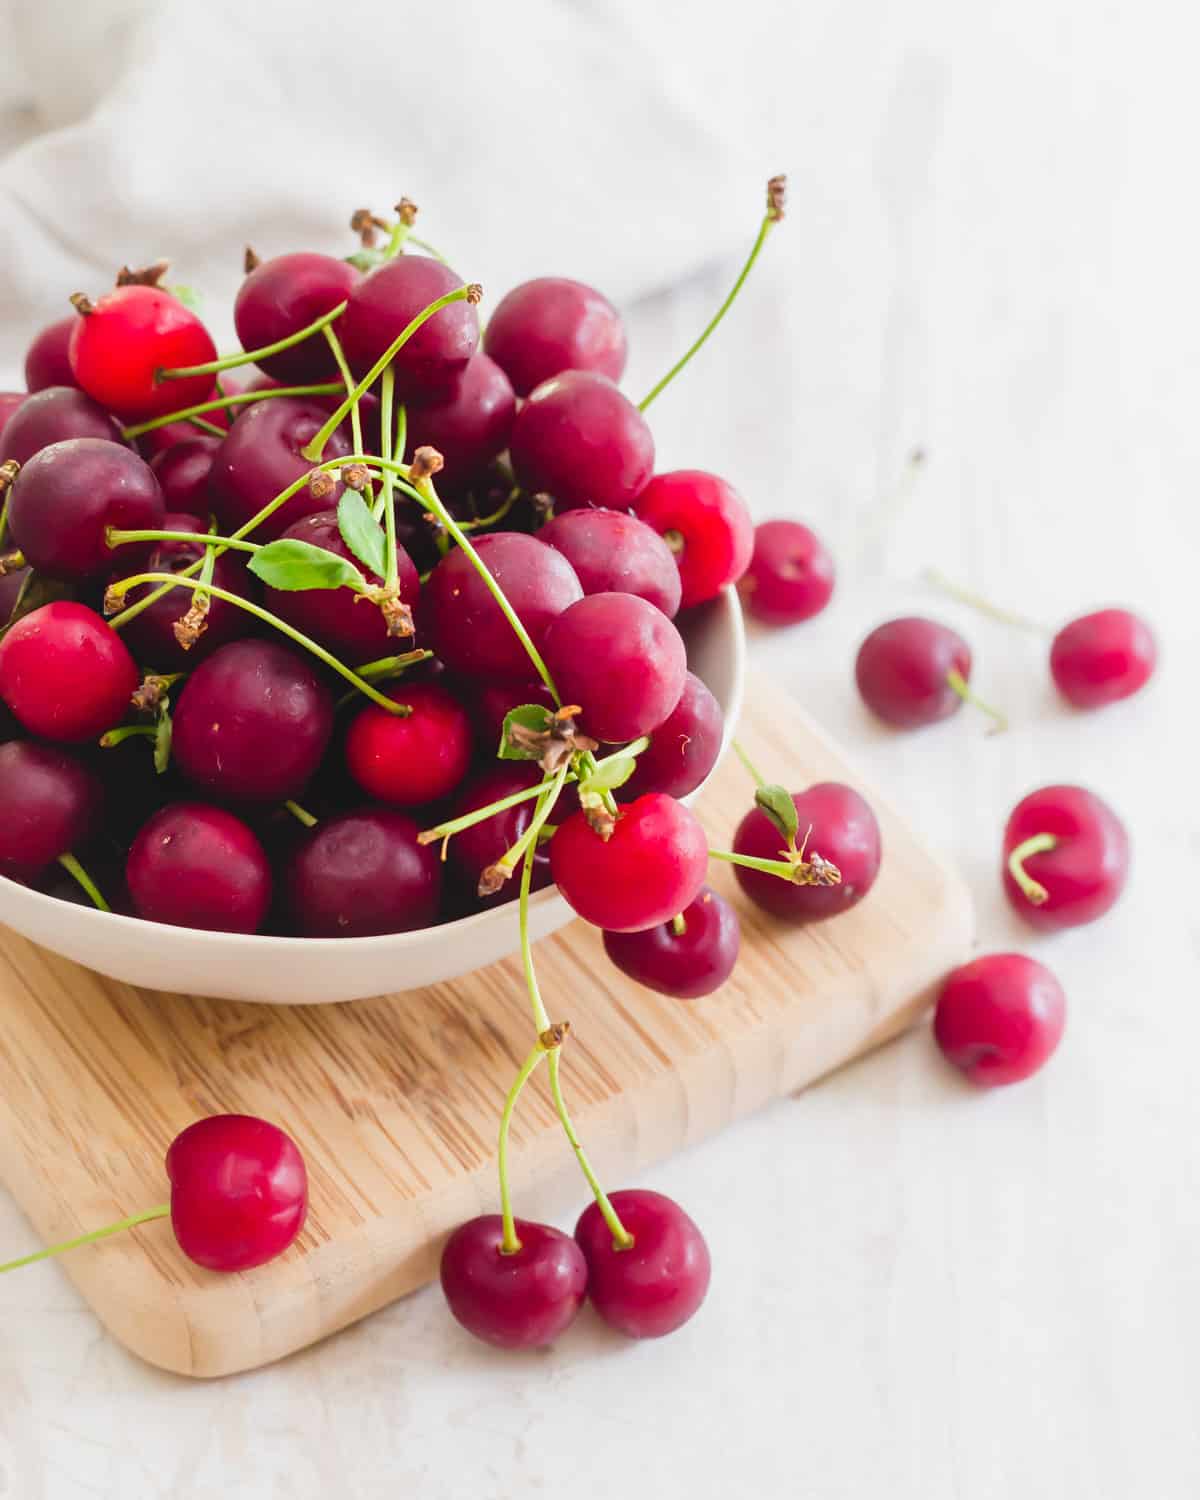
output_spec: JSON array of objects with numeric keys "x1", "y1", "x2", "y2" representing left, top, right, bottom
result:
[{"x1": 0, "y1": 674, "x2": 973, "y2": 1377}]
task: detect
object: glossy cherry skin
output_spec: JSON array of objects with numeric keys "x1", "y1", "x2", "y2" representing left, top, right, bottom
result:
[
  {"x1": 575, "y1": 1189, "x2": 710, "y2": 1338},
  {"x1": 855, "y1": 616, "x2": 972, "y2": 728},
  {"x1": 263, "y1": 508, "x2": 419, "y2": 663},
  {"x1": 286, "y1": 808, "x2": 442, "y2": 936},
  {"x1": 0, "y1": 602, "x2": 138, "y2": 743},
  {"x1": 340, "y1": 255, "x2": 479, "y2": 397},
  {"x1": 619, "y1": 671, "x2": 723, "y2": 801},
  {"x1": 446, "y1": 764, "x2": 555, "y2": 908},
  {"x1": 484, "y1": 278, "x2": 627, "y2": 397},
  {"x1": 733, "y1": 782, "x2": 882, "y2": 922},
  {"x1": 208, "y1": 396, "x2": 353, "y2": 542},
  {"x1": 538, "y1": 507, "x2": 682, "y2": 618},
  {"x1": 441, "y1": 1214, "x2": 588, "y2": 1349},
  {"x1": 934, "y1": 953, "x2": 1066, "y2": 1087},
  {"x1": 469, "y1": 676, "x2": 558, "y2": 752},
  {"x1": 405, "y1": 354, "x2": 515, "y2": 493},
  {"x1": 8, "y1": 438, "x2": 164, "y2": 580},
  {"x1": 740, "y1": 519, "x2": 835, "y2": 624},
  {"x1": 0, "y1": 385, "x2": 124, "y2": 466},
  {"x1": 234, "y1": 251, "x2": 360, "y2": 383},
  {"x1": 69, "y1": 285, "x2": 217, "y2": 421},
  {"x1": 166, "y1": 1114, "x2": 308, "y2": 1272},
  {"x1": 542, "y1": 592, "x2": 686, "y2": 744},
  {"x1": 0, "y1": 394, "x2": 25, "y2": 438},
  {"x1": 127, "y1": 803, "x2": 272, "y2": 933},
  {"x1": 632, "y1": 471, "x2": 754, "y2": 609},
  {"x1": 510, "y1": 371, "x2": 655, "y2": 512},
  {"x1": 171, "y1": 639, "x2": 334, "y2": 803},
  {"x1": 550, "y1": 793, "x2": 708, "y2": 932},
  {"x1": 603, "y1": 886, "x2": 739, "y2": 999},
  {"x1": 150, "y1": 437, "x2": 220, "y2": 513},
  {"x1": 24, "y1": 317, "x2": 78, "y2": 391},
  {"x1": 1002, "y1": 784, "x2": 1129, "y2": 931},
  {"x1": 424, "y1": 531, "x2": 583, "y2": 677},
  {"x1": 0, "y1": 741, "x2": 103, "y2": 881},
  {"x1": 1049, "y1": 609, "x2": 1157, "y2": 709},
  {"x1": 344, "y1": 681, "x2": 473, "y2": 808}
]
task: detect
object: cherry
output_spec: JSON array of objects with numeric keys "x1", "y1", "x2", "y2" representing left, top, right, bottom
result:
[
  {"x1": 469, "y1": 676, "x2": 557, "y2": 752},
  {"x1": 619, "y1": 671, "x2": 723, "y2": 801},
  {"x1": 424, "y1": 532, "x2": 583, "y2": 677},
  {"x1": 166, "y1": 1114, "x2": 308, "y2": 1271},
  {"x1": 69, "y1": 283, "x2": 217, "y2": 421},
  {"x1": 483, "y1": 277, "x2": 627, "y2": 397},
  {"x1": 404, "y1": 354, "x2": 515, "y2": 492},
  {"x1": 286, "y1": 808, "x2": 442, "y2": 936},
  {"x1": 344, "y1": 681, "x2": 473, "y2": 807},
  {"x1": 234, "y1": 251, "x2": 359, "y2": 383},
  {"x1": 24, "y1": 317, "x2": 79, "y2": 392},
  {"x1": 855, "y1": 616, "x2": 998, "y2": 730},
  {"x1": 0, "y1": 386, "x2": 124, "y2": 466},
  {"x1": 509, "y1": 371, "x2": 655, "y2": 512},
  {"x1": 603, "y1": 886, "x2": 739, "y2": 999},
  {"x1": 440, "y1": 1214, "x2": 588, "y2": 1349},
  {"x1": 630, "y1": 471, "x2": 752, "y2": 609},
  {"x1": 732, "y1": 782, "x2": 881, "y2": 922},
  {"x1": 542, "y1": 592, "x2": 687, "y2": 743},
  {"x1": 574, "y1": 1189, "x2": 710, "y2": 1338},
  {"x1": 0, "y1": 602, "x2": 138, "y2": 743},
  {"x1": 8, "y1": 438, "x2": 164, "y2": 580},
  {"x1": 149, "y1": 436, "x2": 220, "y2": 513},
  {"x1": 171, "y1": 639, "x2": 334, "y2": 802},
  {"x1": 0, "y1": 741, "x2": 103, "y2": 882},
  {"x1": 740, "y1": 519, "x2": 835, "y2": 624},
  {"x1": 0, "y1": 394, "x2": 25, "y2": 438},
  {"x1": 550, "y1": 793, "x2": 708, "y2": 932},
  {"x1": 1002, "y1": 784, "x2": 1129, "y2": 931},
  {"x1": 933, "y1": 953, "x2": 1066, "y2": 1087},
  {"x1": 127, "y1": 803, "x2": 272, "y2": 933},
  {"x1": 446, "y1": 764, "x2": 555, "y2": 908},
  {"x1": 538, "y1": 507, "x2": 682, "y2": 618},
  {"x1": 1049, "y1": 608, "x2": 1157, "y2": 709},
  {"x1": 263, "y1": 509, "x2": 418, "y2": 663},
  {"x1": 339, "y1": 255, "x2": 479, "y2": 397},
  {"x1": 209, "y1": 396, "x2": 354, "y2": 542},
  {"x1": 135, "y1": 376, "x2": 244, "y2": 459}
]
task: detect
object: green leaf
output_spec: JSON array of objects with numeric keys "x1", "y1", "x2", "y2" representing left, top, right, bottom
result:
[
  {"x1": 248, "y1": 539, "x2": 365, "y2": 593},
  {"x1": 154, "y1": 705, "x2": 173, "y2": 775},
  {"x1": 578, "y1": 753, "x2": 637, "y2": 797},
  {"x1": 755, "y1": 783, "x2": 799, "y2": 846},
  {"x1": 337, "y1": 489, "x2": 387, "y2": 579},
  {"x1": 498, "y1": 703, "x2": 555, "y2": 761}
]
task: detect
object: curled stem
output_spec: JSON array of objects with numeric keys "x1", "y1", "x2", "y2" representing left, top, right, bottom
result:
[{"x1": 1007, "y1": 832, "x2": 1056, "y2": 905}]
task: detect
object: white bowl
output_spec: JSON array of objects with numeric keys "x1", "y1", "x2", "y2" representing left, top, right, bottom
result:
[{"x1": 0, "y1": 591, "x2": 745, "y2": 1004}]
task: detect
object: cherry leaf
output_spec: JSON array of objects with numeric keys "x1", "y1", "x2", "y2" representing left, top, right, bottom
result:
[
  {"x1": 248, "y1": 539, "x2": 365, "y2": 593},
  {"x1": 337, "y1": 489, "x2": 386, "y2": 579},
  {"x1": 755, "y1": 784, "x2": 799, "y2": 846},
  {"x1": 578, "y1": 753, "x2": 637, "y2": 796},
  {"x1": 153, "y1": 705, "x2": 173, "y2": 775},
  {"x1": 498, "y1": 703, "x2": 555, "y2": 761}
]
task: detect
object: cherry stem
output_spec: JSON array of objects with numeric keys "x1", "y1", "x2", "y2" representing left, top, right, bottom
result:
[
  {"x1": 546, "y1": 1051, "x2": 633, "y2": 1251},
  {"x1": 500, "y1": 762, "x2": 569, "y2": 882},
  {"x1": 671, "y1": 912, "x2": 688, "y2": 937},
  {"x1": 393, "y1": 403, "x2": 407, "y2": 467},
  {"x1": 158, "y1": 300, "x2": 349, "y2": 381},
  {"x1": 708, "y1": 846, "x2": 843, "y2": 887},
  {"x1": 122, "y1": 383, "x2": 343, "y2": 441},
  {"x1": 356, "y1": 650, "x2": 432, "y2": 681},
  {"x1": 0, "y1": 1203, "x2": 169, "y2": 1275},
  {"x1": 1007, "y1": 832, "x2": 1056, "y2": 905},
  {"x1": 946, "y1": 668, "x2": 1007, "y2": 734},
  {"x1": 497, "y1": 1042, "x2": 549, "y2": 1255},
  {"x1": 284, "y1": 799, "x2": 318, "y2": 829},
  {"x1": 107, "y1": 527, "x2": 261, "y2": 556},
  {"x1": 322, "y1": 324, "x2": 375, "y2": 509},
  {"x1": 924, "y1": 568, "x2": 1053, "y2": 636},
  {"x1": 186, "y1": 415, "x2": 227, "y2": 438},
  {"x1": 638, "y1": 177, "x2": 784, "y2": 412},
  {"x1": 99, "y1": 724, "x2": 157, "y2": 748},
  {"x1": 407, "y1": 235, "x2": 449, "y2": 265},
  {"x1": 57, "y1": 853, "x2": 111, "y2": 913},
  {"x1": 732, "y1": 738, "x2": 767, "y2": 788},
  {"x1": 379, "y1": 367, "x2": 400, "y2": 591},
  {"x1": 459, "y1": 487, "x2": 520, "y2": 532}
]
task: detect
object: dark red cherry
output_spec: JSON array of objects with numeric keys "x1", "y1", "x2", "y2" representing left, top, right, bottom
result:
[
  {"x1": 286, "y1": 808, "x2": 442, "y2": 936},
  {"x1": 538, "y1": 507, "x2": 682, "y2": 618},
  {"x1": 619, "y1": 671, "x2": 723, "y2": 801},
  {"x1": 1049, "y1": 609, "x2": 1157, "y2": 709},
  {"x1": 440, "y1": 1214, "x2": 588, "y2": 1349},
  {"x1": 69, "y1": 284, "x2": 217, "y2": 421},
  {"x1": 446, "y1": 764, "x2": 555, "y2": 908},
  {"x1": 234, "y1": 251, "x2": 360, "y2": 383},
  {"x1": 0, "y1": 394, "x2": 25, "y2": 438},
  {"x1": 0, "y1": 741, "x2": 103, "y2": 881},
  {"x1": 483, "y1": 277, "x2": 627, "y2": 396},
  {"x1": 339, "y1": 255, "x2": 479, "y2": 398},
  {"x1": 166, "y1": 1114, "x2": 308, "y2": 1272},
  {"x1": 740, "y1": 519, "x2": 835, "y2": 624},
  {"x1": 404, "y1": 354, "x2": 515, "y2": 492},
  {"x1": 934, "y1": 953, "x2": 1066, "y2": 1087},
  {"x1": 509, "y1": 371, "x2": 654, "y2": 512},
  {"x1": 0, "y1": 386, "x2": 124, "y2": 466},
  {"x1": 632, "y1": 470, "x2": 753, "y2": 609},
  {"x1": 574, "y1": 1189, "x2": 710, "y2": 1338},
  {"x1": 1002, "y1": 784, "x2": 1129, "y2": 932},
  {"x1": 127, "y1": 803, "x2": 272, "y2": 933},
  {"x1": 855, "y1": 616, "x2": 974, "y2": 729},
  {"x1": 0, "y1": 601, "x2": 138, "y2": 743},
  {"x1": 603, "y1": 886, "x2": 739, "y2": 999},
  {"x1": 149, "y1": 437, "x2": 220, "y2": 514},
  {"x1": 136, "y1": 375, "x2": 244, "y2": 460},
  {"x1": 469, "y1": 676, "x2": 558, "y2": 752},
  {"x1": 344, "y1": 681, "x2": 473, "y2": 808},
  {"x1": 24, "y1": 317, "x2": 79, "y2": 392}
]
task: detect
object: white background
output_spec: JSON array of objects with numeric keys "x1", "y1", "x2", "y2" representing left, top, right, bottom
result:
[{"x1": 0, "y1": 2, "x2": 1197, "y2": 1497}]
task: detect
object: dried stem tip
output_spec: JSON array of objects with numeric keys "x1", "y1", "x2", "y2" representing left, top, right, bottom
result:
[
  {"x1": 506, "y1": 704, "x2": 598, "y2": 776},
  {"x1": 409, "y1": 446, "x2": 444, "y2": 481},
  {"x1": 244, "y1": 245, "x2": 262, "y2": 274},
  {"x1": 766, "y1": 175, "x2": 787, "y2": 222},
  {"x1": 465, "y1": 283, "x2": 483, "y2": 305},
  {"x1": 131, "y1": 674, "x2": 171, "y2": 712},
  {"x1": 172, "y1": 599, "x2": 210, "y2": 651},
  {"x1": 116, "y1": 259, "x2": 170, "y2": 288},
  {"x1": 350, "y1": 208, "x2": 390, "y2": 248},
  {"x1": 380, "y1": 596, "x2": 415, "y2": 639},
  {"x1": 69, "y1": 292, "x2": 96, "y2": 317},
  {"x1": 0, "y1": 550, "x2": 24, "y2": 577},
  {"x1": 308, "y1": 470, "x2": 337, "y2": 500},
  {"x1": 0, "y1": 459, "x2": 19, "y2": 495},
  {"x1": 538, "y1": 1021, "x2": 571, "y2": 1051},
  {"x1": 341, "y1": 463, "x2": 371, "y2": 491},
  {"x1": 477, "y1": 863, "x2": 511, "y2": 897},
  {"x1": 394, "y1": 197, "x2": 418, "y2": 226}
]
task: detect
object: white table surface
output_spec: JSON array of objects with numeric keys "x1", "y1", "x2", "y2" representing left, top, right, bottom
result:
[{"x1": 3, "y1": 7, "x2": 1198, "y2": 1498}]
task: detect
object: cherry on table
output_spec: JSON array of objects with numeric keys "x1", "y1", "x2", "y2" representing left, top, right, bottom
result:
[
  {"x1": 339, "y1": 254, "x2": 479, "y2": 397},
  {"x1": 0, "y1": 741, "x2": 103, "y2": 882},
  {"x1": 1003, "y1": 784, "x2": 1129, "y2": 931},
  {"x1": 404, "y1": 353, "x2": 515, "y2": 493},
  {"x1": 69, "y1": 282, "x2": 217, "y2": 421},
  {"x1": 603, "y1": 886, "x2": 739, "y2": 999},
  {"x1": 234, "y1": 251, "x2": 360, "y2": 383},
  {"x1": 24, "y1": 317, "x2": 79, "y2": 392},
  {"x1": 344, "y1": 681, "x2": 474, "y2": 808},
  {"x1": 483, "y1": 277, "x2": 626, "y2": 397},
  {"x1": 0, "y1": 385, "x2": 124, "y2": 466},
  {"x1": 127, "y1": 803, "x2": 273, "y2": 934},
  {"x1": 855, "y1": 616, "x2": 1002, "y2": 731},
  {"x1": 933, "y1": 953, "x2": 1066, "y2": 1087},
  {"x1": 537, "y1": 507, "x2": 682, "y2": 618},
  {"x1": 575, "y1": 1189, "x2": 710, "y2": 1338},
  {"x1": 440, "y1": 1214, "x2": 588, "y2": 1349},
  {"x1": 618, "y1": 671, "x2": 723, "y2": 802},
  {"x1": 509, "y1": 370, "x2": 655, "y2": 512},
  {"x1": 1050, "y1": 608, "x2": 1157, "y2": 709},
  {"x1": 740, "y1": 518, "x2": 835, "y2": 624},
  {"x1": 286, "y1": 807, "x2": 442, "y2": 936},
  {"x1": 0, "y1": 601, "x2": 139, "y2": 743}
]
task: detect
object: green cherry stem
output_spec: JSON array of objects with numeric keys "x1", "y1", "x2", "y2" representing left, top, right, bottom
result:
[
  {"x1": 708, "y1": 846, "x2": 844, "y2": 887},
  {"x1": 56, "y1": 853, "x2": 111, "y2": 913},
  {"x1": 459, "y1": 486, "x2": 520, "y2": 531},
  {"x1": 497, "y1": 1042, "x2": 549, "y2": 1255},
  {"x1": 732, "y1": 738, "x2": 767, "y2": 788},
  {"x1": 106, "y1": 528, "x2": 261, "y2": 556},
  {"x1": 284, "y1": 800, "x2": 319, "y2": 829},
  {"x1": 157, "y1": 300, "x2": 349, "y2": 382},
  {"x1": 393, "y1": 403, "x2": 407, "y2": 467},
  {"x1": 321, "y1": 323, "x2": 374, "y2": 507},
  {"x1": 1007, "y1": 833, "x2": 1056, "y2": 905},
  {"x1": 99, "y1": 724, "x2": 157, "y2": 748},
  {"x1": 379, "y1": 367, "x2": 399, "y2": 591},
  {"x1": 545, "y1": 1052, "x2": 633, "y2": 1251},
  {"x1": 122, "y1": 383, "x2": 343, "y2": 441},
  {"x1": 946, "y1": 669, "x2": 1007, "y2": 734},
  {"x1": 0, "y1": 1203, "x2": 169, "y2": 1275},
  {"x1": 638, "y1": 174, "x2": 786, "y2": 412},
  {"x1": 671, "y1": 912, "x2": 688, "y2": 937},
  {"x1": 923, "y1": 568, "x2": 1053, "y2": 636}
]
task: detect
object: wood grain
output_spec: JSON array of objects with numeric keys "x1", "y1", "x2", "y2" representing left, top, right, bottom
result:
[{"x1": 0, "y1": 675, "x2": 972, "y2": 1377}]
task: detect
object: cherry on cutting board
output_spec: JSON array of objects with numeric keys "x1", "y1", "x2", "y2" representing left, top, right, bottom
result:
[
  {"x1": 1002, "y1": 784, "x2": 1129, "y2": 931},
  {"x1": 933, "y1": 953, "x2": 1066, "y2": 1087},
  {"x1": 440, "y1": 1215, "x2": 588, "y2": 1349},
  {"x1": 855, "y1": 616, "x2": 1004, "y2": 732},
  {"x1": 603, "y1": 886, "x2": 740, "y2": 999},
  {"x1": 575, "y1": 1189, "x2": 711, "y2": 1338}
]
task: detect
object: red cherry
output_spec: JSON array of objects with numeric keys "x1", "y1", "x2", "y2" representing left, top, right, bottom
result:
[
  {"x1": 537, "y1": 507, "x2": 682, "y2": 618},
  {"x1": 603, "y1": 886, "x2": 740, "y2": 999},
  {"x1": 1002, "y1": 784, "x2": 1129, "y2": 931},
  {"x1": 855, "y1": 616, "x2": 989, "y2": 729},
  {"x1": 509, "y1": 371, "x2": 654, "y2": 512},
  {"x1": 632, "y1": 470, "x2": 753, "y2": 609},
  {"x1": 732, "y1": 782, "x2": 882, "y2": 922},
  {"x1": 339, "y1": 255, "x2": 479, "y2": 397},
  {"x1": 440, "y1": 1214, "x2": 588, "y2": 1349},
  {"x1": 234, "y1": 251, "x2": 360, "y2": 383},
  {"x1": 127, "y1": 803, "x2": 273, "y2": 934},
  {"x1": 1049, "y1": 608, "x2": 1157, "y2": 709},
  {"x1": 345, "y1": 681, "x2": 473, "y2": 808},
  {"x1": 574, "y1": 1189, "x2": 710, "y2": 1338},
  {"x1": 618, "y1": 671, "x2": 724, "y2": 802},
  {"x1": 24, "y1": 317, "x2": 79, "y2": 392},
  {"x1": 740, "y1": 519, "x2": 835, "y2": 624},
  {"x1": 405, "y1": 354, "x2": 515, "y2": 493},
  {"x1": 69, "y1": 285, "x2": 217, "y2": 421},
  {"x1": 0, "y1": 602, "x2": 138, "y2": 743},
  {"x1": 286, "y1": 808, "x2": 442, "y2": 937},
  {"x1": 0, "y1": 385, "x2": 124, "y2": 466},
  {"x1": 446, "y1": 764, "x2": 555, "y2": 909},
  {"x1": 166, "y1": 1114, "x2": 308, "y2": 1271},
  {"x1": 934, "y1": 953, "x2": 1066, "y2": 1087},
  {"x1": 149, "y1": 437, "x2": 220, "y2": 513},
  {"x1": 483, "y1": 277, "x2": 627, "y2": 396},
  {"x1": 0, "y1": 741, "x2": 103, "y2": 881},
  {"x1": 0, "y1": 393, "x2": 25, "y2": 438},
  {"x1": 550, "y1": 793, "x2": 708, "y2": 932}
]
